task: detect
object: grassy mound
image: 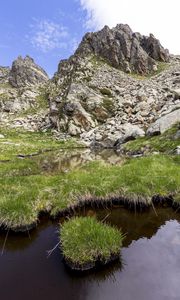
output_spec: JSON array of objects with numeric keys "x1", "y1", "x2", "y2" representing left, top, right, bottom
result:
[{"x1": 60, "y1": 216, "x2": 124, "y2": 270}]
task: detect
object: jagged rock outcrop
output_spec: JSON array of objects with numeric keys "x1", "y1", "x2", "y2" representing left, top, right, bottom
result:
[
  {"x1": 9, "y1": 55, "x2": 49, "y2": 88},
  {"x1": 75, "y1": 24, "x2": 169, "y2": 75}
]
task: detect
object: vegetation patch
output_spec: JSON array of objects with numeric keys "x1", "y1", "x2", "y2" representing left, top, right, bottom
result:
[
  {"x1": 0, "y1": 154, "x2": 179, "y2": 230},
  {"x1": 102, "y1": 97, "x2": 115, "y2": 114},
  {"x1": 100, "y1": 88, "x2": 112, "y2": 97},
  {"x1": 60, "y1": 216, "x2": 124, "y2": 271}
]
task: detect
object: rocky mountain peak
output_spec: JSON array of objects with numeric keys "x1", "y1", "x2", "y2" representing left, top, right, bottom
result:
[
  {"x1": 9, "y1": 55, "x2": 49, "y2": 88},
  {"x1": 74, "y1": 23, "x2": 169, "y2": 75}
]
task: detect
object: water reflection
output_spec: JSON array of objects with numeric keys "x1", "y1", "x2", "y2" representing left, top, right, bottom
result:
[
  {"x1": 33, "y1": 149, "x2": 124, "y2": 174},
  {"x1": 1, "y1": 208, "x2": 180, "y2": 300}
]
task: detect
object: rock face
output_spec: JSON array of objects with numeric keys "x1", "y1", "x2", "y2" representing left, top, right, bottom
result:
[
  {"x1": 75, "y1": 24, "x2": 169, "y2": 75},
  {"x1": 9, "y1": 56, "x2": 49, "y2": 88}
]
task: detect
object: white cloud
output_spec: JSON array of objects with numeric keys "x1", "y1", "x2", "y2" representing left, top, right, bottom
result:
[
  {"x1": 30, "y1": 20, "x2": 69, "y2": 52},
  {"x1": 79, "y1": 0, "x2": 180, "y2": 54}
]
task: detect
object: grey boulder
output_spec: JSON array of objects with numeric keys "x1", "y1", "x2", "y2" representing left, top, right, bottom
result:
[{"x1": 147, "y1": 109, "x2": 180, "y2": 136}]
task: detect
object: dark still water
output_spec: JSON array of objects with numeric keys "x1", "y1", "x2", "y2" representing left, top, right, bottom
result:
[{"x1": 0, "y1": 208, "x2": 180, "y2": 300}]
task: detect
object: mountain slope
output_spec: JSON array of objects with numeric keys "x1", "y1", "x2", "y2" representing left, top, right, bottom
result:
[{"x1": 47, "y1": 24, "x2": 179, "y2": 146}]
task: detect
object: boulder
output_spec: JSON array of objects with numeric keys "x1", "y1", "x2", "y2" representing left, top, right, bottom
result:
[
  {"x1": 147, "y1": 109, "x2": 180, "y2": 136},
  {"x1": 114, "y1": 124, "x2": 145, "y2": 148},
  {"x1": 89, "y1": 123, "x2": 145, "y2": 148}
]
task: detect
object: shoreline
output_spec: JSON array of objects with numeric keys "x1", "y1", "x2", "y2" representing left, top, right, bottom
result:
[{"x1": 0, "y1": 193, "x2": 178, "y2": 233}]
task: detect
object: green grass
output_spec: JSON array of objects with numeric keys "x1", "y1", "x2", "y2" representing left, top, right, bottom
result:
[
  {"x1": 0, "y1": 128, "x2": 82, "y2": 160},
  {"x1": 100, "y1": 88, "x2": 112, "y2": 97},
  {"x1": 122, "y1": 124, "x2": 180, "y2": 154},
  {"x1": 102, "y1": 97, "x2": 115, "y2": 114},
  {"x1": 60, "y1": 216, "x2": 124, "y2": 265},
  {"x1": 0, "y1": 154, "x2": 179, "y2": 229}
]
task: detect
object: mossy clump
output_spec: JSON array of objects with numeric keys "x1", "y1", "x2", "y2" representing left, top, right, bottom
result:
[
  {"x1": 60, "y1": 216, "x2": 124, "y2": 271},
  {"x1": 100, "y1": 88, "x2": 112, "y2": 97},
  {"x1": 102, "y1": 98, "x2": 115, "y2": 114}
]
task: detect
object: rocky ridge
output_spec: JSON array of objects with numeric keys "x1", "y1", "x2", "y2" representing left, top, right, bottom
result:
[{"x1": 0, "y1": 24, "x2": 180, "y2": 147}]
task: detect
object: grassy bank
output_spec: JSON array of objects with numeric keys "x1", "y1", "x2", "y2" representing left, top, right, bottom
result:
[
  {"x1": 60, "y1": 216, "x2": 124, "y2": 270},
  {"x1": 0, "y1": 154, "x2": 179, "y2": 230}
]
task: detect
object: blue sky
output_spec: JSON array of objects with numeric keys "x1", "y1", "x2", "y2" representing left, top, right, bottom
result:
[
  {"x1": 0, "y1": 0, "x2": 180, "y2": 76},
  {"x1": 0, "y1": 0, "x2": 88, "y2": 76}
]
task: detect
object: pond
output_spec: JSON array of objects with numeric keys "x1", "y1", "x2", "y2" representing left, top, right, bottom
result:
[
  {"x1": 0, "y1": 149, "x2": 180, "y2": 300},
  {"x1": 0, "y1": 207, "x2": 180, "y2": 300}
]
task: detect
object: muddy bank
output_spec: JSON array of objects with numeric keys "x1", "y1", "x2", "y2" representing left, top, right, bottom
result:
[
  {"x1": 63, "y1": 253, "x2": 120, "y2": 272},
  {"x1": 54, "y1": 193, "x2": 176, "y2": 219},
  {"x1": 1, "y1": 193, "x2": 179, "y2": 233}
]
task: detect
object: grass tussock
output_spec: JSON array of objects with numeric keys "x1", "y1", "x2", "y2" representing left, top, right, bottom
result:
[{"x1": 60, "y1": 216, "x2": 124, "y2": 266}]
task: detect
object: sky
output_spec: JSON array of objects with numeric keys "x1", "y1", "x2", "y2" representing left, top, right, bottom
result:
[{"x1": 0, "y1": 0, "x2": 180, "y2": 76}]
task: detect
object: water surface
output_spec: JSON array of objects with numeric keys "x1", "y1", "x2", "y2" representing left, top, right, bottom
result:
[{"x1": 0, "y1": 207, "x2": 180, "y2": 300}]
